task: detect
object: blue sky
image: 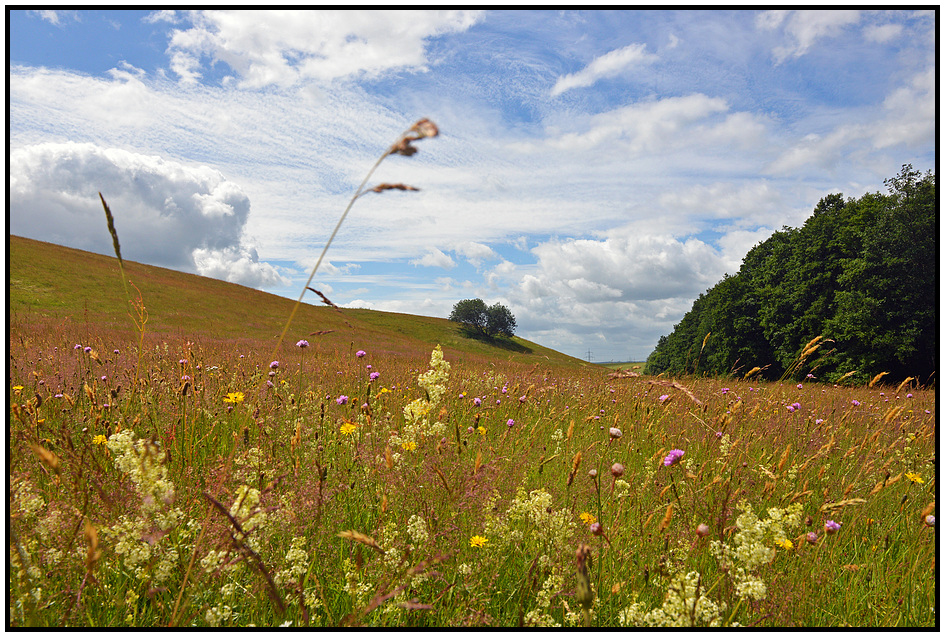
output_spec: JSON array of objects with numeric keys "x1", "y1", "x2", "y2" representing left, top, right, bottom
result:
[{"x1": 9, "y1": 9, "x2": 936, "y2": 361}]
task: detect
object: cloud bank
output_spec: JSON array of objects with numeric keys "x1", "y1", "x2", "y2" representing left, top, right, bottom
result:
[{"x1": 9, "y1": 142, "x2": 286, "y2": 288}]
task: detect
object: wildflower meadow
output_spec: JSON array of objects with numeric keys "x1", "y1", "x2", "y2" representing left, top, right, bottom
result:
[
  {"x1": 7, "y1": 119, "x2": 936, "y2": 628},
  {"x1": 8, "y1": 310, "x2": 937, "y2": 627}
]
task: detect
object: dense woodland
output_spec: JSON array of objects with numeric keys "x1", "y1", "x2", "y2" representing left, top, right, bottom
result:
[{"x1": 645, "y1": 165, "x2": 936, "y2": 384}]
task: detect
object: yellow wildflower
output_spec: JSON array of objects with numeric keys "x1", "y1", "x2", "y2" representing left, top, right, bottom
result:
[
  {"x1": 775, "y1": 537, "x2": 793, "y2": 551},
  {"x1": 12, "y1": 385, "x2": 24, "y2": 394},
  {"x1": 579, "y1": 511, "x2": 596, "y2": 526},
  {"x1": 340, "y1": 422, "x2": 357, "y2": 436},
  {"x1": 905, "y1": 472, "x2": 924, "y2": 485},
  {"x1": 223, "y1": 392, "x2": 245, "y2": 404},
  {"x1": 469, "y1": 535, "x2": 488, "y2": 548},
  {"x1": 92, "y1": 435, "x2": 108, "y2": 445},
  {"x1": 477, "y1": 426, "x2": 486, "y2": 436},
  {"x1": 401, "y1": 441, "x2": 417, "y2": 451}
]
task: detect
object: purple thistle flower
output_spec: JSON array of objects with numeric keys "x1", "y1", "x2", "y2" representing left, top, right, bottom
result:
[
  {"x1": 296, "y1": 339, "x2": 309, "y2": 348},
  {"x1": 270, "y1": 361, "x2": 279, "y2": 369},
  {"x1": 473, "y1": 397, "x2": 481, "y2": 407},
  {"x1": 74, "y1": 344, "x2": 82, "y2": 350},
  {"x1": 356, "y1": 350, "x2": 366, "y2": 358},
  {"x1": 851, "y1": 399, "x2": 860, "y2": 407},
  {"x1": 336, "y1": 395, "x2": 349, "y2": 405},
  {"x1": 370, "y1": 372, "x2": 380, "y2": 381},
  {"x1": 663, "y1": 449, "x2": 685, "y2": 467},
  {"x1": 824, "y1": 519, "x2": 841, "y2": 534},
  {"x1": 507, "y1": 418, "x2": 515, "y2": 428},
  {"x1": 84, "y1": 346, "x2": 92, "y2": 353}
]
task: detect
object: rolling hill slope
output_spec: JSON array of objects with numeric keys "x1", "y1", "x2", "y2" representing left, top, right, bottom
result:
[{"x1": 9, "y1": 235, "x2": 590, "y2": 369}]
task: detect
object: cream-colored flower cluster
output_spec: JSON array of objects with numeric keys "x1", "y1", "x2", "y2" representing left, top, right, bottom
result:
[
  {"x1": 710, "y1": 501, "x2": 804, "y2": 601},
  {"x1": 106, "y1": 429, "x2": 178, "y2": 522},
  {"x1": 400, "y1": 345, "x2": 451, "y2": 444},
  {"x1": 619, "y1": 571, "x2": 726, "y2": 627},
  {"x1": 524, "y1": 568, "x2": 565, "y2": 627},
  {"x1": 102, "y1": 429, "x2": 189, "y2": 581},
  {"x1": 487, "y1": 487, "x2": 575, "y2": 555}
]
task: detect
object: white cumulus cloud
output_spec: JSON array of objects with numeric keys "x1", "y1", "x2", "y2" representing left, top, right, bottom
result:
[
  {"x1": 165, "y1": 9, "x2": 483, "y2": 88},
  {"x1": 9, "y1": 141, "x2": 287, "y2": 288},
  {"x1": 410, "y1": 247, "x2": 456, "y2": 269},
  {"x1": 757, "y1": 10, "x2": 862, "y2": 63}
]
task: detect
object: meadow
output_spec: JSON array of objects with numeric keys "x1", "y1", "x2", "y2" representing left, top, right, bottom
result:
[{"x1": 8, "y1": 238, "x2": 937, "y2": 628}]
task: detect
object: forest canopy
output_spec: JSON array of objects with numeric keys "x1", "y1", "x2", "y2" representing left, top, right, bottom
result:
[{"x1": 645, "y1": 165, "x2": 936, "y2": 384}]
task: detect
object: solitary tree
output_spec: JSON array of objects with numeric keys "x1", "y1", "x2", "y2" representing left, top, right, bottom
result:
[
  {"x1": 449, "y1": 298, "x2": 516, "y2": 338},
  {"x1": 449, "y1": 298, "x2": 488, "y2": 334},
  {"x1": 485, "y1": 302, "x2": 517, "y2": 338}
]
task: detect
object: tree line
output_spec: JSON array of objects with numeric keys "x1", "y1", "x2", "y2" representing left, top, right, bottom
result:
[{"x1": 645, "y1": 165, "x2": 936, "y2": 384}]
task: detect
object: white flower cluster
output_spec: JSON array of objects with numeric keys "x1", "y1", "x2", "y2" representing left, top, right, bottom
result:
[
  {"x1": 489, "y1": 487, "x2": 575, "y2": 555},
  {"x1": 228, "y1": 485, "x2": 267, "y2": 551},
  {"x1": 524, "y1": 568, "x2": 564, "y2": 627},
  {"x1": 274, "y1": 536, "x2": 309, "y2": 586},
  {"x1": 102, "y1": 429, "x2": 188, "y2": 581},
  {"x1": 710, "y1": 501, "x2": 804, "y2": 601},
  {"x1": 550, "y1": 428, "x2": 565, "y2": 455},
  {"x1": 205, "y1": 604, "x2": 233, "y2": 627},
  {"x1": 614, "y1": 479, "x2": 632, "y2": 499},
  {"x1": 401, "y1": 345, "x2": 451, "y2": 443},
  {"x1": 718, "y1": 433, "x2": 734, "y2": 459},
  {"x1": 233, "y1": 446, "x2": 276, "y2": 484},
  {"x1": 407, "y1": 514, "x2": 430, "y2": 547},
  {"x1": 618, "y1": 571, "x2": 725, "y2": 627},
  {"x1": 107, "y1": 430, "x2": 178, "y2": 520}
]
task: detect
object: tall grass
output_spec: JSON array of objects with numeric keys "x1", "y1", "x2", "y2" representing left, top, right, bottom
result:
[{"x1": 7, "y1": 121, "x2": 936, "y2": 628}]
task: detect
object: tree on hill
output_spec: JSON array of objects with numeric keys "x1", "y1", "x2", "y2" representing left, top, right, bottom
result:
[
  {"x1": 645, "y1": 165, "x2": 936, "y2": 384},
  {"x1": 450, "y1": 298, "x2": 517, "y2": 338}
]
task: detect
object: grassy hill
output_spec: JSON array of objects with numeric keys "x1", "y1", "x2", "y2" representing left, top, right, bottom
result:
[{"x1": 8, "y1": 235, "x2": 590, "y2": 369}]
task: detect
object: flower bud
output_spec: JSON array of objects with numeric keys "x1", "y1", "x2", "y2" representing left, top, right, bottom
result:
[
  {"x1": 696, "y1": 523, "x2": 710, "y2": 538},
  {"x1": 611, "y1": 463, "x2": 625, "y2": 478}
]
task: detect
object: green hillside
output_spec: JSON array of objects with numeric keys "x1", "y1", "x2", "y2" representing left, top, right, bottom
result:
[{"x1": 8, "y1": 235, "x2": 590, "y2": 369}]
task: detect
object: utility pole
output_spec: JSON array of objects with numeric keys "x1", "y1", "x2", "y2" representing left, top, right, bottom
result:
[{"x1": 586, "y1": 349, "x2": 593, "y2": 363}]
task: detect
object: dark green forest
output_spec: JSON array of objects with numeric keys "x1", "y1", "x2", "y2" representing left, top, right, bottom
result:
[{"x1": 645, "y1": 165, "x2": 937, "y2": 384}]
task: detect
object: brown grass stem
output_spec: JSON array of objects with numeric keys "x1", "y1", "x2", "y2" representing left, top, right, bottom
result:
[{"x1": 272, "y1": 119, "x2": 439, "y2": 360}]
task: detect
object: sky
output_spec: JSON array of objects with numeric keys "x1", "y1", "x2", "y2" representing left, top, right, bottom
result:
[{"x1": 8, "y1": 9, "x2": 937, "y2": 362}]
